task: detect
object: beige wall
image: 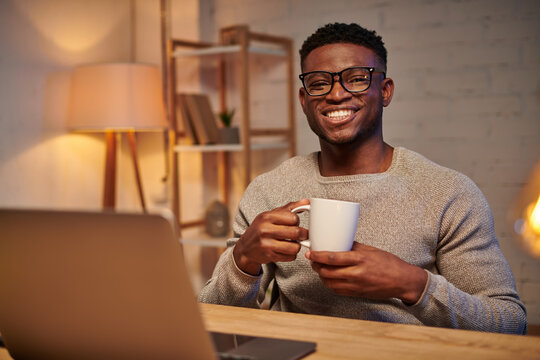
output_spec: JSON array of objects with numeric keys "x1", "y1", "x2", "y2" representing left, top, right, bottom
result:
[
  {"x1": 199, "y1": 0, "x2": 540, "y2": 324},
  {"x1": 0, "y1": 0, "x2": 125, "y2": 209},
  {"x1": 0, "y1": 0, "x2": 171, "y2": 212}
]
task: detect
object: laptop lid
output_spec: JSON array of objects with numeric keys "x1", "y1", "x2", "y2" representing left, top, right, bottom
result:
[
  {"x1": 0, "y1": 208, "x2": 215, "y2": 359},
  {"x1": 0, "y1": 208, "x2": 316, "y2": 360}
]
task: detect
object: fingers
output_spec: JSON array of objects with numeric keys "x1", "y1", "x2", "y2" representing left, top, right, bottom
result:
[
  {"x1": 283, "y1": 198, "x2": 310, "y2": 212},
  {"x1": 269, "y1": 237, "x2": 302, "y2": 253},
  {"x1": 307, "y1": 242, "x2": 372, "y2": 265},
  {"x1": 253, "y1": 199, "x2": 310, "y2": 229},
  {"x1": 257, "y1": 222, "x2": 308, "y2": 242},
  {"x1": 237, "y1": 238, "x2": 300, "y2": 265},
  {"x1": 309, "y1": 261, "x2": 367, "y2": 297},
  {"x1": 257, "y1": 208, "x2": 300, "y2": 227},
  {"x1": 257, "y1": 238, "x2": 301, "y2": 263},
  {"x1": 310, "y1": 261, "x2": 361, "y2": 280},
  {"x1": 272, "y1": 252, "x2": 299, "y2": 263},
  {"x1": 259, "y1": 236, "x2": 301, "y2": 256},
  {"x1": 307, "y1": 250, "x2": 361, "y2": 266},
  {"x1": 234, "y1": 199, "x2": 310, "y2": 270}
]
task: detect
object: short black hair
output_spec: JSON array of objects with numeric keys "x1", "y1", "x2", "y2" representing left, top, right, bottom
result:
[{"x1": 299, "y1": 23, "x2": 387, "y2": 71}]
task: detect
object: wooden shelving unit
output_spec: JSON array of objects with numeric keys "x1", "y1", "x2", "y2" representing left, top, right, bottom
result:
[{"x1": 166, "y1": 25, "x2": 296, "y2": 236}]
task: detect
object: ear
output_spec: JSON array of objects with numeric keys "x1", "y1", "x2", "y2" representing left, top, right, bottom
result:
[
  {"x1": 299, "y1": 87, "x2": 308, "y2": 114},
  {"x1": 381, "y1": 77, "x2": 394, "y2": 107}
]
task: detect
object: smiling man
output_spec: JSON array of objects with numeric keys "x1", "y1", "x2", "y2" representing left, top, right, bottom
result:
[{"x1": 199, "y1": 23, "x2": 527, "y2": 334}]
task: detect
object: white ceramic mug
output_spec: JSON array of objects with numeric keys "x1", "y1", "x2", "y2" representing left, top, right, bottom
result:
[{"x1": 291, "y1": 198, "x2": 360, "y2": 251}]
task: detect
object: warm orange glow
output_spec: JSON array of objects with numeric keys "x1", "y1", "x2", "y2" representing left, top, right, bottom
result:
[
  {"x1": 510, "y1": 161, "x2": 540, "y2": 258},
  {"x1": 528, "y1": 195, "x2": 540, "y2": 235},
  {"x1": 514, "y1": 192, "x2": 540, "y2": 257},
  {"x1": 14, "y1": 1, "x2": 123, "y2": 53}
]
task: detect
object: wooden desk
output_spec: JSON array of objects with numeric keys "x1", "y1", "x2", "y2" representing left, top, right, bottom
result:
[
  {"x1": 1, "y1": 304, "x2": 538, "y2": 360},
  {"x1": 200, "y1": 303, "x2": 540, "y2": 360}
]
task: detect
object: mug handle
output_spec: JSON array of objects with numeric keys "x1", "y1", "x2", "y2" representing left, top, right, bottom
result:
[{"x1": 291, "y1": 205, "x2": 311, "y2": 248}]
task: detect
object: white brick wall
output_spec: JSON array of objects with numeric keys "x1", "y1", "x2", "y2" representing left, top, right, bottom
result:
[{"x1": 200, "y1": 0, "x2": 540, "y2": 325}]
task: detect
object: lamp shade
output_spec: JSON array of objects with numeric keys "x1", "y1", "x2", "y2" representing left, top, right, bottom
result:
[{"x1": 68, "y1": 63, "x2": 168, "y2": 132}]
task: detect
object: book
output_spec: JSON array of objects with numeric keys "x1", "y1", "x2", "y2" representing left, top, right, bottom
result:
[
  {"x1": 176, "y1": 94, "x2": 199, "y2": 144},
  {"x1": 182, "y1": 93, "x2": 221, "y2": 145}
]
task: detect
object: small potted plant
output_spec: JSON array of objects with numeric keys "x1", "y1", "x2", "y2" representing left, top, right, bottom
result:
[{"x1": 218, "y1": 108, "x2": 239, "y2": 144}]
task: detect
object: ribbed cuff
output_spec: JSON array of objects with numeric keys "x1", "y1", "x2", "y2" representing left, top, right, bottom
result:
[
  {"x1": 230, "y1": 247, "x2": 263, "y2": 278},
  {"x1": 406, "y1": 269, "x2": 431, "y2": 307}
]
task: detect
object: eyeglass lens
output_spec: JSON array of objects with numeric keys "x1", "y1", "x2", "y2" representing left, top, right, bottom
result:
[{"x1": 303, "y1": 68, "x2": 371, "y2": 96}]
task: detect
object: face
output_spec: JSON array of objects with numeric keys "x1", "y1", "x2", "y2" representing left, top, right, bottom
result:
[{"x1": 299, "y1": 43, "x2": 394, "y2": 146}]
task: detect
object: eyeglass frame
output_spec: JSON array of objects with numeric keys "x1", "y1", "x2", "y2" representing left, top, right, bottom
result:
[{"x1": 299, "y1": 66, "x2": 386, "y2": 96}]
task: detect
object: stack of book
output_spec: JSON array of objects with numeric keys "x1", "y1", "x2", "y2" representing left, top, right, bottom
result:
[{"x1": 176, "y1": 93, "x2": 222, "y2": 145}]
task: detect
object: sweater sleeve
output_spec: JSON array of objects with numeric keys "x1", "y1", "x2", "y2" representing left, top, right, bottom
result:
[
  {"x1": 407, "y1": 177, "x2": 527, "y2": 334},
  {"x1": 197, "y1": 244, "x2": 272, "y2": 307},
  {"x1": 198, "y1": 183, "x2": 275, "y2": 308}
]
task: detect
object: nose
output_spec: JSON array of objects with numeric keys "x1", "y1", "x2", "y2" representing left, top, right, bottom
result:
[{"x1": 325, "y1": 76, "x2": 352, "y2": 102}]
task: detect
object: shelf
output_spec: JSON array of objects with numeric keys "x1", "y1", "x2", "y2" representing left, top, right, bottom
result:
[
  {"x1": 173, "y1": 44, "x2": 287, "y2": 58},
  {"x1": 168, "y1": 25, "x2": 295, "y2": 239},
  {"x1": 174, "y1": 141, "x2": 289, "y2": 153}
]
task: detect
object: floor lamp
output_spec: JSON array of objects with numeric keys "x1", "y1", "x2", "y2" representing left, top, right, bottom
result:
[{"x1": 68, "y1": 63, "x2": 168, "y2": 211}]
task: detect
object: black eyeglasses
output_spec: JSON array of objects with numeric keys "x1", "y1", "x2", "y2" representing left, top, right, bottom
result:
[{"x1": 299, "y1": 66, "x2": 386, "y2": 96}]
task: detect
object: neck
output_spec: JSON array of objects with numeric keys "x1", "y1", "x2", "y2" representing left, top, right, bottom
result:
[{"x1": 318, "y1": 137, "x2": 394, "y2": 177}]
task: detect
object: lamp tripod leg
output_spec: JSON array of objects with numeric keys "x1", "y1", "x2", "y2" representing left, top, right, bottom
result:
[
  {"x1": 127, "y1": 130, "x2": 147, "y2": 212},
  {"x1": 103, "y1": 131, "x2": 117, "y2": 210}
]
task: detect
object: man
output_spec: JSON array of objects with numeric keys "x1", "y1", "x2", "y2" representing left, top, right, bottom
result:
[{"x1": 199, "y1": 23, "x2": 527, "y2": 334}]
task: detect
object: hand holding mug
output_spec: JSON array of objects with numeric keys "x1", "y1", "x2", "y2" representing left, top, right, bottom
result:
[
  {"x1": 306, "y1": 242, "x2": 428, "y2": 304},
  {"x1": 233, "y1": 199, "x2": 309, "y2": 275}
]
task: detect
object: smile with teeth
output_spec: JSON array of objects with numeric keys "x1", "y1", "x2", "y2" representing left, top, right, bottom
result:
[{"x1": 325, "y1": 109, "x2": 355, "y2": 120}]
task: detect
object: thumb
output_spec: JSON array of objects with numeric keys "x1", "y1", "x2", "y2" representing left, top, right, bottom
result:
[{"x1": 284, "y1": 198, "x2": 310, "y2": 211}]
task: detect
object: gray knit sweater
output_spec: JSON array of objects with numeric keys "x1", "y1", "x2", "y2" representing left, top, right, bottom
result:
[{"x1": 198, "y1": 147, "x2": 527, "y2": 334}]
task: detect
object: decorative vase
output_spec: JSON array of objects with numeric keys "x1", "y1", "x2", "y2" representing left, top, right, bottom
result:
[
  {"x1": 205, "y1": 200, "x2": 230, "y2": 237},
  {"x1": 219, "y1": 127, "x2": 240, "y2": 144}
]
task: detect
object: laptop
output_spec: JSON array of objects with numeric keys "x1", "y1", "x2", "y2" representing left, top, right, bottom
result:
[{"x1": 0, "y1": 208, "x2": 316, "y2": 359}]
